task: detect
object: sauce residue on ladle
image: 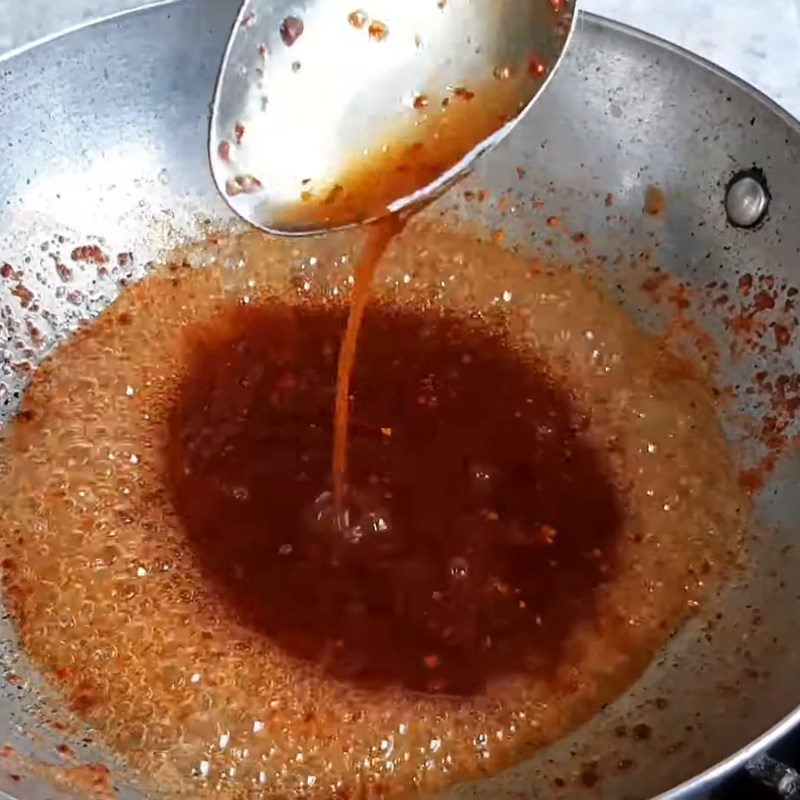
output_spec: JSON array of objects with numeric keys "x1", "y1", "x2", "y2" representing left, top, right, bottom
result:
[
  {"x1": 215, "y1": 0, "x2": 574, "y2": 234},
  {"x1": 273, "y1": 77, "x2": 530, "y2": 231}
]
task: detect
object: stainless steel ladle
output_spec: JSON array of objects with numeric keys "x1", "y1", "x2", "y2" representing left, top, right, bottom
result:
[{"x1": 210, "y1": 0, "x2": 575, "y2": 235}]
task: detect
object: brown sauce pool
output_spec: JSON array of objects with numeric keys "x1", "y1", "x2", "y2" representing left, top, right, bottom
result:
[
  {"x1": 0, "y1": 224, "x2": 747, "y2": 797},
  {"x1": 168, "y1": 301, "x2": 622, "y2": 696}
]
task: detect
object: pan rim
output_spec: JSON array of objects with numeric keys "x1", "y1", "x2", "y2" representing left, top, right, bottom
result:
[
  {"x1": 576, "y1": 11, "x2": 800, "y2": 132},
  {"x1": 0, "y1": 0, "x2": 187, "y2": 66},
  {"x1": 1, "y1": 0, "x2": 797, "y2": 133}
]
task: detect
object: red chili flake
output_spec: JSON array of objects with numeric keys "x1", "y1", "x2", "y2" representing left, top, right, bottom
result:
[
  {"x1": 347, "y1": 9, "x2": 368, "y2": 28},
  {"x1": 11, "y1": 284, "x2": 34, "y2": 308},
  {"x1": 423, "y1": 654, "x2": 441, "y2": 669},
  {"x1": 55, "y1": 263, "x2": 73, "y2": 282},
  {"x1": 528, "y1": 56, "x2": 548, "y2": 77},
  {"x1": 550, "y1": 0, "x2": 565, "y2": 12},
  {"x1": 280, "y1": 16, "x2": 304, "y2": 47},
  {"x1": 234, "y1": 122, "x2": 246, "y2": 145},
  {"x1": 368, "y1": 20, "x2": 389, "y2": 41},
  {"x1": 642, "y1": 271, "x2": 669, "y2": 293},
  {"x1": 71, "y1": 245, "x2": 108, "y2": 264},
  {"x1": 225, "y1": 175, "x2": 263, "y2": 196},
  {"x1": 0, "y1": 263, "x2": 13, "y2": 279},
  {"x1": 217, "y1": 141, "x2": 232, "y2": 162},
  {"x1": 224, "y1": 180, "x2": 240, "y2": 197},
  {"x1": 752, "y1": 290, "x2": 775, "y2": 312},
  {"x1": 242, "y1": 11, "x2": 257, "y2": 27},
  {"x1": 775, "y1": 324, "x2": 792, "y2": 350},
  {"x1": 412, "y1": 94, "x2": 429, "y2": 110},
  {"x1": 738, "y1": 273, "x2": 754, "y2": 296},
  {"x1": 453, "y1": 86, "x2": 475, "y2": 101}
]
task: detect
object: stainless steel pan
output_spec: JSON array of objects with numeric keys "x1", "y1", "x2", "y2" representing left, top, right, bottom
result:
[{"x1": 0, "y1": 1, "x2": 799, "y2": 798}]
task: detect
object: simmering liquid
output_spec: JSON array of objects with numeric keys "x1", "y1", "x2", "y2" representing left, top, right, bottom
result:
[{"x1": 0, "y1": 225, "x2": 747, "y2": 798}]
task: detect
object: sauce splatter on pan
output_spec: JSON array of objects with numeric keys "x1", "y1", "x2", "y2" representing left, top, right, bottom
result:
[{"x1": 0, "y1": 224, "x2": 747, "y2": 797}]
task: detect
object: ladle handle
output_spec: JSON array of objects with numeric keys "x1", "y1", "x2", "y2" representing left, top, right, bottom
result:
[{"x1": 747, "y1": 753, "x2": 800, "y2": 799}]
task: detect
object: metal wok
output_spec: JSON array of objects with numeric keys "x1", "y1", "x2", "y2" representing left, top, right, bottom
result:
[{"x1": 0, "y1": 1, "x2": 799, "y2": 798}]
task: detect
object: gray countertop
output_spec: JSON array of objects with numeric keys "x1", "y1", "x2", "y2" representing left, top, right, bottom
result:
[
  {"x1": 586, "y1": 0, "x2": 800, "y2": 118},
  {"x1": 1, "y1": 0, "x2": 798, "y2": 118}
]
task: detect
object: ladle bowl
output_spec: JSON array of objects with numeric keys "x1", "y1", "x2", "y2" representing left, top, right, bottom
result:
[{"x1": 210, "y1": 0, "x2": 575, "y2": 234}]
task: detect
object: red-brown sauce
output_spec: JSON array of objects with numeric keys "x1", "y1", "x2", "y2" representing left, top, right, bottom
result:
[
  {"x1": 332, "y1": 216, "x2": 405, "y2": 507},
  {"x1": 166, "y1": 301, "x2": 622, "y2": 695},
  {"x1": 0, "y1": 225, "x2": 745, "y2": 798}
]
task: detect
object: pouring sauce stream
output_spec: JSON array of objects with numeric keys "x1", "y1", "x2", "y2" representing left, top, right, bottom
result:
[{"x1": 332, "y1": 215, "x2": 405, "y2": 508}]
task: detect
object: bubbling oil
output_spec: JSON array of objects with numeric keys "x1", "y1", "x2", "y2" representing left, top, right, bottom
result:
[{"x1": 0, "y1": 224, "x2": 748, "y2": 798}]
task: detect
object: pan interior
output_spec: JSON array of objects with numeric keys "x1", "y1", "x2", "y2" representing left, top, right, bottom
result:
[
  {"x1": 0, "y1": 2, "x2": 798, "y2": 799},
  {"x1": 0, "y1": 221, "x2": 750, "y2": 797}
]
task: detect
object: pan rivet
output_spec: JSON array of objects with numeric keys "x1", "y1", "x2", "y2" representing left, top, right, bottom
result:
[{"x1": 725, "y1": 169, "x2": 770, "y2": 229}]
